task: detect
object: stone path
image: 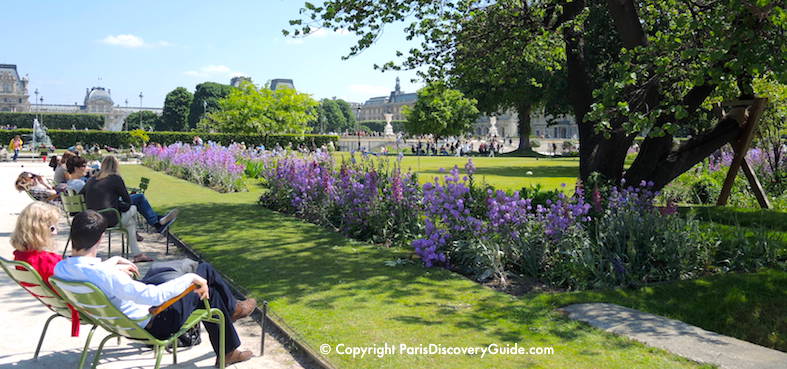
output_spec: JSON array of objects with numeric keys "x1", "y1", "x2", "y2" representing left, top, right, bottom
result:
[
  {"x1": 0, "y1": 161, "x2": 311, "y2": 369},
  {"x1": 560, "y1": 303, "x2": 787, "y2": 369}
]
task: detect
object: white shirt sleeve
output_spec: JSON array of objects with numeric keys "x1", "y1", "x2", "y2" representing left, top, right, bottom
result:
[{"x1": 108, "y1": 271, "x2": 198, "y2": 307}]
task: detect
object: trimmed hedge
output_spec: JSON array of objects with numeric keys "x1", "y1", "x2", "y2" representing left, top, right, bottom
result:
[
  {"x1": 0, "y1": 112, "x2": 104, "y2": 130},
  {"x1": 360, "y1": 120, "x2": 406, "y2": 133},
  {"x1": 0, "y1": 129, "x2": 338, "y2": 149}
]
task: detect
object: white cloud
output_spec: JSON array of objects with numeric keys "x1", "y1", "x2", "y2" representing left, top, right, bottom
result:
[
  {"x1": 348, "y1": 84, "x2": 391, "y2": 97},
  {"x1": 184, "y1": 65, "x2": 243, "y2": 78},
  {"x1": 101, "y1": 34, "x2": 171, "y2": 48}
]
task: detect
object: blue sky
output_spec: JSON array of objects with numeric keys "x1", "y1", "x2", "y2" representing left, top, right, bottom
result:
[{"x1": 2, "y1": 0, "x2": 424, "y2": 108}]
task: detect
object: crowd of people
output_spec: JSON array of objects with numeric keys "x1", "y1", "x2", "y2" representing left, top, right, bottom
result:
[{"x1": 8, "y1": 150, "x2": 257, "y2": 366}]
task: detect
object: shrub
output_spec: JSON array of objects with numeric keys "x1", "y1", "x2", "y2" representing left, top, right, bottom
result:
[{"x1": 0, "y1": 112, "x2": 104, "y2": 130}]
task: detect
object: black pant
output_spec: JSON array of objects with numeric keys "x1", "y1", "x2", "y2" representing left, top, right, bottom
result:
[{"x1": 145, "y1": 262, "x2": 240, "y2": 355}]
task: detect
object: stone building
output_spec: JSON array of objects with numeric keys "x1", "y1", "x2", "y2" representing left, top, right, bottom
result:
[
  {"x1": 473, "y1": 109, "x2": 578, "y2": 139},
  {"x1": 270, "y1": 79, "x2": 295, "y2": 91},
  {"x1": 0, "y1": 64, "x2": 31, "y2": 112},
  {"x1": 357, "y1": 77, "x2": 417, "y2": 121}
]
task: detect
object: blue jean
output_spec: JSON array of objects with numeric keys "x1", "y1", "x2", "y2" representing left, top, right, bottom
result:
[
  {"x1": 130, "y1": 193, "x2": 159, "y2": 226},
  {"x1": 13, "y1": 149, "x2": 19, "y2": 161}
]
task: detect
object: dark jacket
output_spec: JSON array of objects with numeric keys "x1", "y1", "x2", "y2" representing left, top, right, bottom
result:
[{"x1": 81, "y1": 174, "x2": 131, "y2": 227}]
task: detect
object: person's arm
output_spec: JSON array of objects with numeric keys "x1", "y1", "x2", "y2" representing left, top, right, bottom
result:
[
  {"x1": 113, "y1": 176, "x2": 131, "y2": 205},
  {"x1": 108, "y1": 270, "x2": 206, "y2": 306}
]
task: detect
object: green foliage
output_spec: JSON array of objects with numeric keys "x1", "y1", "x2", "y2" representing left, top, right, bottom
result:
[
  {"x1": 402, "y1": 81, "x2": 480, "y2": 139},
  {"x1": 160, "y1": 87, "x2": 193, "y2": 131},
  {"x1": 128, "y1": 129, "x2": 149, "y2": 147},
  {"x1": 187, "y1": 82, "x2": 235, "y2": 129},
  {"x1": 124, "y1": 111, "x2": 161, "y2": 131},
  {"x1": 0, "y1": 129, "x2": 337, "y2": 149},
  {"x1": 200, "y1": 81, "x2": 318, "y2": 135},
  {"x1": 359, "y1": 120, "x2": 406, "y2": 133},
  {"x1": 0, "y1": 112, "x2": 104, "y2": 130},
  {"x1": 313, "y1": 98, "x2": 355, "y2": 133}
]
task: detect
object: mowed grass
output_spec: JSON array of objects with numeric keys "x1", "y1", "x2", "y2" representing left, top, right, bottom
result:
[
  {"x1": 333, "y1": 153, "x2": 579, "y2": 191},
  {"x1": 121, "y1": 165, "x2": 705, "y2": 369}
]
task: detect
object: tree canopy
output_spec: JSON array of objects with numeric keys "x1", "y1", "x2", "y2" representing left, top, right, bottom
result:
[
  {"x1": 188, "y1": 82, "x2": 235, "y2": 130},
  {"x1": 160, "y1": 87, "x2": 193, "y2": 131},
  {"x1": 199, "y1": 81, "x2": 318, "y2": 135},
  {"x1": 288, "y1": 0, "x2": 787, "y2": 189},
  {"x1": 124, "y1": 111, "x2": 160, "y2": 131},
  {"x1": 313, "y1": 98, "x2": 357, "y2": 133},
  {"x1": 402, "y1": 81, "x2": 480, "y2": 140}
]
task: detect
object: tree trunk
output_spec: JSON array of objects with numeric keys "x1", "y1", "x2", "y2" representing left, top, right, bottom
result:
[{"x1": 515, "y1": 102, "x2": 532, "y2": 152}]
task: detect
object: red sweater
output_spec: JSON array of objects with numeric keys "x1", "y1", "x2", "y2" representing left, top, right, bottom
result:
[{"x1": 13, "y1": 250, "x2": 80, "y2": 336}]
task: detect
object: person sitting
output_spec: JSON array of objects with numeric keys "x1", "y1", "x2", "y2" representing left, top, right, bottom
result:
[
  {"x1": 11, "y1": 202, "x2": 84, "y2": 336},
  {"x1": 65, "y1": 155, "x2": 90, "y2": 193},
  {"x1": 15, "y1": 172, "x2": 58, "y2": 203},
  {"x1": 54, "y1": 211, "x2": 255, "y2": 366},
  {"x1": 81, "y1": 156, "x2": 178, "y2": 263},
  {"x1": 53, "y1": 151, "x2": 77, "y2": 184}
]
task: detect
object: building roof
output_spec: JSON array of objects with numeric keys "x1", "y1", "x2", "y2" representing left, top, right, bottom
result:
[
  {"x1": 0, "y1": 64, "x2": 20, "y2": 81},
  {"x1": 270, "y1": 79, "x2": 295, "y2": 90},
  {"x1": 84, "y1": 87, "x2": 113, "y2": 106}
]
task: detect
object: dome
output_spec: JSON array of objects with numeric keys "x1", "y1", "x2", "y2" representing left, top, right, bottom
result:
[{"x1": 84, "y1": 87, "x2": 114, "y2": 106}]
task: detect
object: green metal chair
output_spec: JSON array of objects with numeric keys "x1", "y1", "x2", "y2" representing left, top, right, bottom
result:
[
  {"x1": 60, "y1": 192, "x2": 129, "y2": 258},
  {"x1": 0, "y1": 257, "x2": 98, "y2": 369},
  {"x1": 50, "y1": 278, "x2": 227, "y2": 369},
  {"x1": 127, "y1": 177, "x2": 150, "y2": 195}
]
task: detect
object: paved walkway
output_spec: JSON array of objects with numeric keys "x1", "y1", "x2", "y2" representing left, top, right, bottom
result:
[
  {"x1": 560, "y1": 303, "x2": 787, "y2": 369},
  {"x1": 0, "y1": 161, "x2": 307, "y2": 369}
]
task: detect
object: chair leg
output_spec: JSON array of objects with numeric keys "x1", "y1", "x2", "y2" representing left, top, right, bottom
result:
[
  {"x1": 107, "y1": 231, "x2": 112, "y2": 258},
  {"x1": 172, "y1": 339, "x2": 178, "y2": 364},
  {"x1": 91, "y1": 334, "x2": 118, "y2": 369},
  {"x1": 77, "y1": 325, "x2": 98, "y2": 369},
  {"x1": 219, "y1": 311, "x2": 226, "y2": 369},
  {"x1": 153, "y1": 345, "x2": 164, "y2": 369},
  {"x1": 62, "y1": 237, "x2": 70, "y2": 258},
  {"x1": 34, "y1": 314, "x2": 60, "y2": 359}
]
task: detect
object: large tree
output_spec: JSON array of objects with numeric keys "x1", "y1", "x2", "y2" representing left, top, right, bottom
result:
[
  {"x1": 160, "y1": 87, "x2": 193, "y2": 131},
  {"x1": 402, "y1": 81, "x2": 480, "y2": 141},
  {"x1": 200, "y1": 81, "x2": 318, "y2": 135},
  {"x1": 187, "y1": 82, "x2": 235, "y2": 130},
  {"x1": 288, "y1": 0, "x2": 786, "y2": 190},
  {"x1": 124, "y1": 111, "x2": 160, "y2": 131}
]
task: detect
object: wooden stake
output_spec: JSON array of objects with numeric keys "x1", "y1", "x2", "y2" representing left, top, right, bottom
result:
[{"x1": 716, "y1": 98, "x2": 768, "y2": 207}]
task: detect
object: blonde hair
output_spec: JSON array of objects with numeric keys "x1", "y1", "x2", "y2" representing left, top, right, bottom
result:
[
  {"x1": 10, "y1": 202, "x2": 61, "y2": 251},
  {"x1": 96, "y1": 155, "x2": 119, "y2": 180},
  {"x1": 15, "y1": 172, "x2": 34, "y2": 192}
]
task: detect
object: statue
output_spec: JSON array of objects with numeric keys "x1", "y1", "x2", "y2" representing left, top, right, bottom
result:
[
  {"x1": 31, "y1": 118, "x2": 53, "y2": 150},
  {"x1": 384, "y1": 113, "x2": 395, "y2": 136},
  {"x1": 488, "y1": 116, "x2": 499, "y2": 138}
]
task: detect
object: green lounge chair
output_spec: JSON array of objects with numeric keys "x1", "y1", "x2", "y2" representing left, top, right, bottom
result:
[
  {"x1": 0, "y1": 257, "x2": 98, "y2": 369},
  {"x1": 60, "y1": 191, "x2": 129, "y2": 258},
  {"x1": 49, "y1": 278, "x2": 227, "y2": 369}
]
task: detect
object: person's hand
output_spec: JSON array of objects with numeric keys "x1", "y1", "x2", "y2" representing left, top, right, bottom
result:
[
  {"x1": 192, "y1": 276, "x2": 209, "y2": 300},
  {"x1": 116, "y1": 263, "x2": 139, "y2": 278}
]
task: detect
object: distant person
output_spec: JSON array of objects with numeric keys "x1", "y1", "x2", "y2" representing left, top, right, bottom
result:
[
  {"x1": 552, "y1": 143, "x2": 557, "y2": 156},
  {"x1": 193, "y1": 136, "x2": 203, "y2": 146},
  {"x1": 53, "y1": 151, "x2": 76, "y2": 184},
  {"x1": 9, "y1": 135, "x2": 22, "y2": 162}
]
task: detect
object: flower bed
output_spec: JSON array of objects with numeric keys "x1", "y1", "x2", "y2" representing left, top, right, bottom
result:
[
  {"x1": 143, "y1": 143, "x2": 246, "y2": 192},
  {"x1": 255, "y1": 151, "x2": 780, "y2": 290}
]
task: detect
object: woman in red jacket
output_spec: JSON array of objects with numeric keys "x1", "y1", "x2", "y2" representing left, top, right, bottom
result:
[{"x1": 10, "y1": 202, "x2": 82, "y2": 336}]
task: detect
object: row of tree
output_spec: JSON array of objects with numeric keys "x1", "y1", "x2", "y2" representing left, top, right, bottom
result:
[{"x1": 289, "y1": 0, "x2": 786, "y2": 190}]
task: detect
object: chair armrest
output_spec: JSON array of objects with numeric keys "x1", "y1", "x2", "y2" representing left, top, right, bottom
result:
[
  {"x1": 96, "y1": 207, "x2": 122, "y2": 221},
  {"x1": 149, "y1": 284, "x2": 197, "y2": 316}
]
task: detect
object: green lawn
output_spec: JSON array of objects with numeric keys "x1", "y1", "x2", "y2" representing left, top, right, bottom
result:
[
  {"x1": 122, "y1": 164, "x2": 706, "y2": 369},
  {"x1": 334, "y1": 154, "x2": 579, "y2": 191}
]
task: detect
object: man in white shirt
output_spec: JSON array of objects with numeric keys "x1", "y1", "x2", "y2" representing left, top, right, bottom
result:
[{"x1": 54, "y1": 210, "x2": 255, "y2": 366}]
